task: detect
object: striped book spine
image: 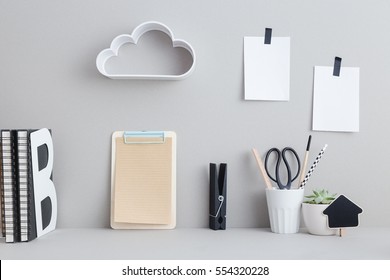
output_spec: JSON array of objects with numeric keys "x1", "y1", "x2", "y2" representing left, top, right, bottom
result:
[
  {"x1": 17, "y1": 130, "x2": 29, "y2": 242},
  {"x1": 1, "y1": 130, "x2": 14, "y2": 243}
]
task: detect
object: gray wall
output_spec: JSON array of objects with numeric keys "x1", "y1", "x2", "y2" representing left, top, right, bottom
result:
[{"x1": 1, "y1": 0, "x2": 389, "y2": 228}]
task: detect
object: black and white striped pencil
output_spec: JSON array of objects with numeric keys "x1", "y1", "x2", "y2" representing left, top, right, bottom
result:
[{"x1": 299, "y1": 144, "x2": 328, "y2": 188}]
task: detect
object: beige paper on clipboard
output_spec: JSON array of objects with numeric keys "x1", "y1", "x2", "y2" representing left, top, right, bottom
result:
[{"x1": 110, "y1": 131, "x2": 176, "y2": 229}]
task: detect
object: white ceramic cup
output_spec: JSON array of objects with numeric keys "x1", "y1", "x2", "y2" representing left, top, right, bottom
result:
[{"x1": 265, "y1": 188, "x2": 304, "y2": 234}]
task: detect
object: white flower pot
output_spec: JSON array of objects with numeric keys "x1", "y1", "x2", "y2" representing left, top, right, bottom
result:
[{"x1": 302, "y1": 203, "x2": 338, "y2": 235}]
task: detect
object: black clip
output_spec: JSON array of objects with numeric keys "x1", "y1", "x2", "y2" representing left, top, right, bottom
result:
[
  {"x1": 264, "y1": 28, "x2": 272, "y2": 44},
  {"x1": 209, "y1": 163, "x2": 227, "y2": 230},
  {"x1": 333, "y1": 57, "x2": 342, "y2": 76}
]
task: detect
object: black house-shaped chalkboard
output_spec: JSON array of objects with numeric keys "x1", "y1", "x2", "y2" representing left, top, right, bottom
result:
[{"x1": 323, "y1": 195, "x2": 363, "y2": 228}]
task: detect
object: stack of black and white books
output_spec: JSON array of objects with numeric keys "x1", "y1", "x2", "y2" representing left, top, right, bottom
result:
[{"x1": 0, "y1": 128, "x2": 57, "y2": 243}]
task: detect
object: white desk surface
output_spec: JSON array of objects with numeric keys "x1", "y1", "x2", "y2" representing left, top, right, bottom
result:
[{"x1": 1, "y1": 227, "x2": 389, "y2": 260}]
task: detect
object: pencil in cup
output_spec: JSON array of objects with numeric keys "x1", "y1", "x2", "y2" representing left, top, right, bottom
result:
[
  {"x1": 297, "y1": 135, "x2": 312, "y2": 188},
  {"x1": 299, "y1": 144, "x2": 328, "y2": 188},
  {"x1": 252, "y1": 148, "x2": 273, "y2": 189}
]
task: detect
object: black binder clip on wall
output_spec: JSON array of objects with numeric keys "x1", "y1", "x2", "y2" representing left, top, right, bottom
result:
[{"x1": 209, "y1": 163, "x2": 227, "y2": 230}]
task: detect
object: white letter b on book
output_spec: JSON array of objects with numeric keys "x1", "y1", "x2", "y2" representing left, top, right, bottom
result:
[{"x1": 31, "y1": 128, "x2": 57, "y2": 237}]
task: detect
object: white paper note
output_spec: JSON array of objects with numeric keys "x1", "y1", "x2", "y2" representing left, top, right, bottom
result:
[
  {"x1": 244, "y1": 36, "x2": 290, "y2": 101},
  {"x1": 312, "y1": 66, "x2": 360, "y2": 132}
]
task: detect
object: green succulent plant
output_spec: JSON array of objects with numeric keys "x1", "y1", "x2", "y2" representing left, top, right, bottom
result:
[{"x1": 304, "y1": 189, "x2": 337, "y2": 204}]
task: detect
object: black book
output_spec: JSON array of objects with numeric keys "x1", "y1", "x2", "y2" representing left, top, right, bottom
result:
[{"x1": 1, "y1": 130, "x2": 15, "y2": 243}]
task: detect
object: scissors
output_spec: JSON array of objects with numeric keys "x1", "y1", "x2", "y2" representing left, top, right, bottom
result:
[{"x1": 264, "y1": 147, "x2": 301, "y2": 190}]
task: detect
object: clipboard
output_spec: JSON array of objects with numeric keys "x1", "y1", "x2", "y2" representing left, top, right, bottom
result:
[{"x1": 110, "y1": 131, "x2": 176, "y2": 229}]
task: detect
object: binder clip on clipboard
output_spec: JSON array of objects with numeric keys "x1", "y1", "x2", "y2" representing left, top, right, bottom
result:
[{"x1": 209, "y1": 163, "x2": 227, "y2": 230}]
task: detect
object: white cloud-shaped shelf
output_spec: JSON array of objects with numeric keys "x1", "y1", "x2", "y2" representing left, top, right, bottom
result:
[{"x1": 96, "y1": 21, "x2": 196, "y2": 80}]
